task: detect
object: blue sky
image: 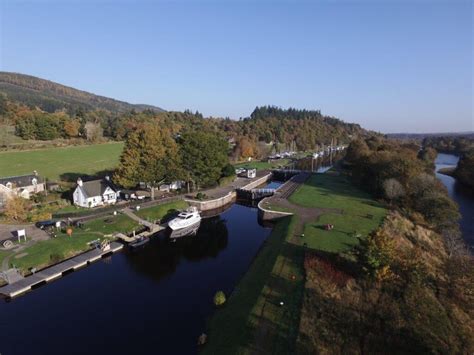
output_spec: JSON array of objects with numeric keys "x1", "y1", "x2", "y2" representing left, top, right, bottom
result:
[{"x1": 1, "y1": 0, "x2": 472, "y2": 133}]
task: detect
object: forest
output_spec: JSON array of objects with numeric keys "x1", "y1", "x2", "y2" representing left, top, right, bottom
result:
[{"x1": 0, "y1": 81, "x2": 372, "y2": 160}]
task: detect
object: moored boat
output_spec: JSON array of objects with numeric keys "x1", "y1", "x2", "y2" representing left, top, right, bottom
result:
[
  {"x1": 168, "y1": 206, "x2": 201, "y2": 237},
  {"x1": 129, "y1": 236, "x2": 150, "y2": 249}
]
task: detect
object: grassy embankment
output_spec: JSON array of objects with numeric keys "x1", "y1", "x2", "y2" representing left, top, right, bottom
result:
[
  {"x1": 0, "y1": 142, "x2": 124, "y2": 181},
  {"x1": 205, "y1": 171, "x2": 387, "y2": 353},
  {"x1": 204, "y1": 216, "x2": 305, "y2": 354},
  {"x1": 264, "y1": 172, "x2": 386, "y2": 252},
  {"x1": 289, "y1": 172, "x2": 387, "y2": 252},
  {"x1": 5, "y1": 200, "x2": 187, "y2": 273},
  {"x1": 233, "y1": 158, "x2": 290, "y2": 170},
  {"x1": 9, "y1": 213, "x2": 139, "y2": 273}
]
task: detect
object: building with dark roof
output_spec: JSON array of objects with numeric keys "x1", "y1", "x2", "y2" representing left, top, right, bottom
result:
[
  {"x1": 72, "y1": 176, "x2": 120, "y2": 208},
  {"x1": 0, "y1": 172, "x2": 45, "y2": 206}
]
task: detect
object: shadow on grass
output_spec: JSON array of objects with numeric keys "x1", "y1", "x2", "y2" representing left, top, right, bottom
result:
[{"x1": 59, "y1": 169, "x2": 116, "y2": 183}]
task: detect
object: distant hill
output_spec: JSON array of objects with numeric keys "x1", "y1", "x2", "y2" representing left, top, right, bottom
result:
[
  {"x1": 387, "y1": 132, "x2": 474, "y2": 140},
  {"x1": 0, "y1": 72, "x2": 164, "y2": 114}
]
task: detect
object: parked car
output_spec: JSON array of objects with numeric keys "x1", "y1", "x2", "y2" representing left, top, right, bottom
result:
[{"x1": 35, "y1": 220, "x2": 65, "y2": 230}]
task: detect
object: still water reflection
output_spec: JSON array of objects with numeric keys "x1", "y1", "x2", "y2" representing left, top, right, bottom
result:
[{"x1": 0, "y1": 204, "x2": 271, "y2": 355}]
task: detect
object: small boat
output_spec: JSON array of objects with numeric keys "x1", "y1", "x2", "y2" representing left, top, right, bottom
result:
[
  {"x1": 129, "y1": 236, "x2": 149, "y2": 249},
  {"x1": 168, "y1": 206, "x2": 201, "y2": 236}
]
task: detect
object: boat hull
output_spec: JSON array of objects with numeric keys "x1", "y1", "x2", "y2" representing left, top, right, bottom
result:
[{"x1": 168, "y1": 221, "x2": 201, "y2": 239}]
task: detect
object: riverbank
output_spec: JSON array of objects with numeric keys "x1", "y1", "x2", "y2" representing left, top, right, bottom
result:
[
  {"x1": 0, "y1": 200, "x2": 188, "y2": 278},
  {"x1": 204, "y1": 170, "x2": 388, "y2": 353},
  {"x1": 435, "y1": 153, "x2": 474, "y2": 248},
  {"x1": 203, "y1": 216, "x2": 305, "y2": 354}
]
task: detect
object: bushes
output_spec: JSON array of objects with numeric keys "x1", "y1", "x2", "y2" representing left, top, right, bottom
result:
[
  {"x1": 345, "y1": 138, "x2": 460, "y2": 232},
  {"x1": 213, "y1": 291, "x2": 226, "y2": 306}
]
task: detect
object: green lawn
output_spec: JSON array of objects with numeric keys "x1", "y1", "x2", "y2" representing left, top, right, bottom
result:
[
  {"x1": 290, "y1": 173, "x2": 387, "y2": 253},
  {"x1": 0, "y1": 249, "x2": 11, "y2": 267},
  {"x1": 135, "y1": 200, "x2": 188, "y2": 222},
  {"x1": 234, "y1": 158, "x2": 290, "y2": 170},
  {"x1": 0, "y1": 142, "x2": 124, "y2": 181},
  {"x1": 10, "y1": 232, "x2": 102, "y2": 272},
  {"x1": 204, "y1": 216, "x2": 304, "y2": 354},
  {"x1": 8, "y1": 213, "x2": 138, "y2": 273},
  {"x1": 83, "y1": 214, "x2": 140, "y2": 235}
]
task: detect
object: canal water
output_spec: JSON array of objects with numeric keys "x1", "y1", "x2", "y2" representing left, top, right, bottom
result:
[
  {"x1": 0, "y1": 203, "x2": 272, "y2": 354},
  {"x1": 435, "y1": 153, "x2": 474, "y2": 248}
]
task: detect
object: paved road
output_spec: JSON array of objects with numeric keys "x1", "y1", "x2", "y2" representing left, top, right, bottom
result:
[{"x1": 0, "y1": 223, "x2": 49, "y2": 242}]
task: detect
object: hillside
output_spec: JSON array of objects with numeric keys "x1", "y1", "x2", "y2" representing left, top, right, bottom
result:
[
  {"x1": 387, "y1": 132, "x2": 474, "y2": 141},
  {"x1": 0, "y1": 72, "x2": 164, "y2": 114}
]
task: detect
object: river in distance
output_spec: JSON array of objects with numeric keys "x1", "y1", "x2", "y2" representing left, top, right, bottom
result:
[{"x1": 435, "y1": 153, "x2": 474, "y2": 248}]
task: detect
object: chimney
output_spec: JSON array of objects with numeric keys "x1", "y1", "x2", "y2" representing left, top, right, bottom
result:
[
  {"x1": 77, "y1": 178, "x2": 83, "y2": 187},
  {"x1": 105, "y1": 175, "x2": 110, "y2": 181}
]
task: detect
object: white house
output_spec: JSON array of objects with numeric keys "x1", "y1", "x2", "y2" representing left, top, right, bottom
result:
[
  {"x1": 0, "y1": 172, "x2": 45, "y2": 206},
  {"x1": 73, "y1": 176, "x2": 120, "y2": 208}
]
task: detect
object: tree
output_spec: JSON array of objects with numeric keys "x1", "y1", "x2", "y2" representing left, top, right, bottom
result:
[
  {"x1": 236, "y1": 137, "x2": 256, "y2": 159},
  {"x1": 383, "y1": 178, "x2": 405, "y2": 203},
  {"x1": 63, "y1": 118, "x2": 81, "y2": 137},
  {"x1": 84, "y1": 122, "x2": 103, "y2": 142},
  {"x1": 416, "y1": 192, "x2": 460, "y2": 231},
  {"x1": 455, "y1": 149, "x2": 474, "y2": 191},
  {"x1": 4, "y1": 196, "x2": 30, "y2": 221},
  {"x1": 0, "y1": 93, "x2": 8, "y2": 116},
  {"x1": 114, "y1": 124, "x2": 181, "y2": 189},
  {"x1": 213, "y1": 291, "x2": 226, "y2": 306},
  {"x1": 355, "y1": 230, "x2": 395, "y2": 281},
  {"x1": 179, "y1": 131, "x2": 229, "y2": 189}
]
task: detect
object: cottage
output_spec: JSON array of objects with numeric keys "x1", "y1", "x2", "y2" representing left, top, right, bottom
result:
[
  {"x1": 0, "y1": 172, "x2": 45, "y2": 206},
  {"x1": 73, "y1": 176, "x2": 120, "y2": 208},
  {"x1": 159, "y1": 180, "x2": 184, "y2": 192}
]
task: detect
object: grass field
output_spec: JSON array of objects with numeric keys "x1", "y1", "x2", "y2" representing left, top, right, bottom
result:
[
  {"x1": 82, "y1": 213, "x2": 140, "y2": 235},
  {"x1": 135, "y1": 200, "x2": 188, "y2": 222},
  {"x1": 11, "y1": 232, "x2": 102, "y2": 272},
  {"x1": 0, "y1": 142, "x2": 124, "y2": 181},
  {"x1": 289, "y1": 172, "x2": 387, "y2": 253},
  {"x1": 8, "y1": 213, "x2": 138, "y2": 273},
  {"x1": 204, "y1": 216, "x2": 305, "y2": 354},
  {"x1": 233, "y1": 158, "x2": 290, "y2": 170}
]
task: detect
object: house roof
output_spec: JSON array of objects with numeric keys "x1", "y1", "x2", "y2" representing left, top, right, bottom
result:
[
  {"x1": 0, "y1": 174, "x2": 44, "y2": 188},
  {"x1": 78, "y1": 179, "x2": 119, "y2": 198}
]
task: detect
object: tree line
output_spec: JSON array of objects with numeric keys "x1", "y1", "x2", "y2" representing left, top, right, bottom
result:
[
  {"x1": 1, "y1": 92, "x2": 372, "y2": 160},
  {"x1": 113, "y1": 122, "x2": 232, "y2": 190},
  {"x1": 422, "y1": 135, "x2": 474, "y2": 192},
  {"x1": 345, "y1": 137, "x2": 460, "y2": 235}
]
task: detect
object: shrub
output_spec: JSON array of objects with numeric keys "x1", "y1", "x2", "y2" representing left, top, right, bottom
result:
[
  {"x1": 50, "y1": 252, "x2": 64, "y2": 264},
  {"x1": 196, "y1": 192, "x2": 207, "y2": 200},
  {"x1": 221, "y1": 163, "x2": 235, "y2": 177},
  {"x1": 213, "y1": 291, "x2": 226, "y2": 306}
]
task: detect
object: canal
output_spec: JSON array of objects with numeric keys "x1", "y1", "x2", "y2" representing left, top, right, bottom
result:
[
  {"x1": 435, "y1": 153, "x2": 474, "y2": 248},
  {"x1": 0, "y1": 203, "x2": 272, "y2": 354}
]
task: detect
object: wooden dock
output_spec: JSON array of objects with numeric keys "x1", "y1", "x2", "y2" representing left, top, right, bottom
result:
[{"x1": 0, "y1": 242, "x2": 123, "y2": 298}]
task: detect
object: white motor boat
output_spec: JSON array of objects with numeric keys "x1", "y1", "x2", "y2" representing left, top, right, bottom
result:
[{"x1": 168, "y1": 206, "x2": 202, "y2": 232}]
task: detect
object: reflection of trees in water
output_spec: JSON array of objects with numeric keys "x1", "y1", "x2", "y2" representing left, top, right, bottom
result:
[{"x1": 125, "y1": 216, "x2": 229, "y2": 282}]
